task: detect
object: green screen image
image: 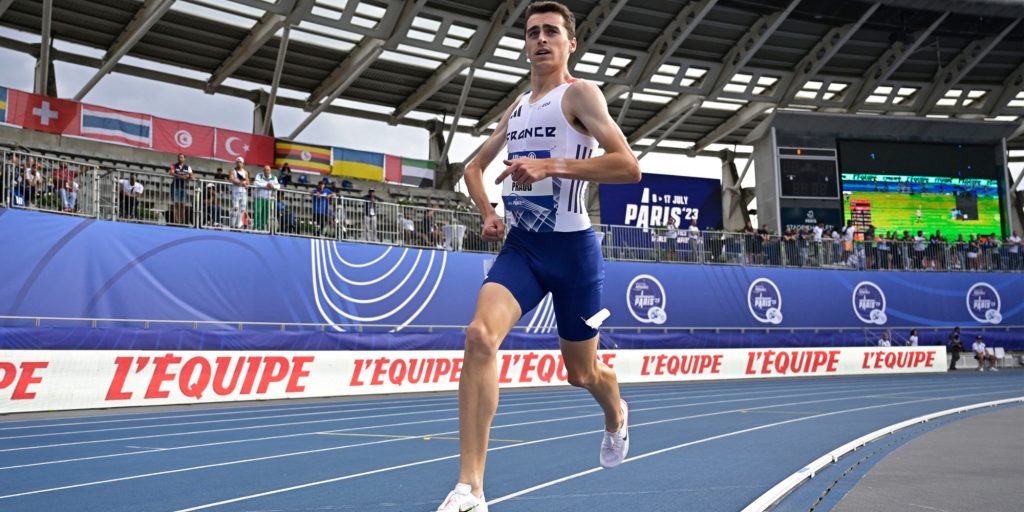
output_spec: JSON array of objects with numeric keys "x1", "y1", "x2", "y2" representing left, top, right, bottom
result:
[{"x1": 841, "y1": 173, "x2": 1002, "y2": 239}]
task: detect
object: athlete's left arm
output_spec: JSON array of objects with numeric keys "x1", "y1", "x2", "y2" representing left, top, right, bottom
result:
[{"x1": 495, "y1": 80, "x2": 641, "y2": 186}]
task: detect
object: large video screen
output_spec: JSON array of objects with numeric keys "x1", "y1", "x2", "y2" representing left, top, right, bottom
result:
[{"x1": 838, "y1": 140, "x2": 1004, "y2": 239}]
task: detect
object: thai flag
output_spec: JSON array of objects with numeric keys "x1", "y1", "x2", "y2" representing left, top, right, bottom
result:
[{"x1": 80, "y1": 104, "x2": 152, "y2": 148}]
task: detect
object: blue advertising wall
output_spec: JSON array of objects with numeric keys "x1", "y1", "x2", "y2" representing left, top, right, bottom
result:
[
  {"x1": 599, "y1": 174, "x2": 723, "y2": 230},
  {"x1": 1, "y1": 209, "x2": 1022, "y2": 349}
]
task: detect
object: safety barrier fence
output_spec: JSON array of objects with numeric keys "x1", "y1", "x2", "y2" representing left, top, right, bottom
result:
[{"x1": 3, "y1": 150, "x2": 1022, "y2": 269}]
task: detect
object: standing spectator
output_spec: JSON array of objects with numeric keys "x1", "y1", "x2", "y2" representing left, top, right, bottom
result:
[
  {"x1": 362, "y1": 188, "x2": 381, "y2": 242},
  {"x1": 278, "y1": 163, "x2": 293, "y2": 187},
  {"x1": 1008, "y1": 230, "x2": 1021, "y2": 270},
  {"x1": 742, "y1": 220, "x2": 757, "y2": 264},
  {"x1": 863, "y1": 224, "x2": 876, "y2": 269},
  {"x1": 687, "y1": 218, "x2": 701, "y2": 263},
  {"x1": 664, "y1": 216, "x2": 678, "y2": 261},
  {"x1": 841, "y1": 220, "x2": 856, "y2": 266},
  {"x1": 312, "y1": 181, "x2": 336, "y2": 236},
  {"x1": 757, "y1": 223, "x2": 772, "y2": 264},
  {"x1": 877, "y1": 331, "x2": 892, "y2": 347},
  {"x1": 966, "y1": 235, "x2": 980, "y2": 270},
  {"x1": 252, "y1": 165, "x2": 279, "y2": 231},
  {"x1": 972, "y1": 335, "x2": 997, "y2": 372},
  {"x1": 276, "y1": 198, "x2": 297, "y2": 234},
  {"x1": 953, "y1": 234, "x2": 967, "y2": 270},
  {"x1": 203, "y1": 184, "x2": 222, "y2": 227},
  {"x1": 907, "y1": 329, "x2": 919, "y2": 347},
  {"x1": 947, "y1": 328, "x2": 963, "y2": 371},
  {"x1": 169, "y1": 153, "x2": 193, "y2": 225},
  {"x1": 228, "y1": 157, "x2": 250, "y2": 229},
  {"x1": 121, "y1": 174, "x2": 144, "y2": 219},
  {"x1": 877, "y1": 234, "x2": 891, "y2": 270},
  {"x1": 913, "y1": 230, "x2": 926, "y2": 269}
]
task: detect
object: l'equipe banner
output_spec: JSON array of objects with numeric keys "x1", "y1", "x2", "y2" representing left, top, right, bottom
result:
[
  {"x1": 0, "y1": 346, "x2": 946, "y2": 413},
  {"x1": 600, "y1": 173, "x2": 723, "y2": 229}
]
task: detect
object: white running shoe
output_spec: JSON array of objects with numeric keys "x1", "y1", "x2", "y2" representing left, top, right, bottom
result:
[
  {"x1": 436, "y1": 483, "x2": 487, "y2": 512},
  {"x1": 600, "y1": 399, "x2": 629, "y2": 469}
]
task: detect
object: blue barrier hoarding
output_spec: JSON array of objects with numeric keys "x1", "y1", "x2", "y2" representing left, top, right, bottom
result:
[
  {"x1": 0, "y1": 209, "x2": 1020, "y2": 335},
  {"x1": 600, "y1": 173, "x2": 723, "y2": 230}
]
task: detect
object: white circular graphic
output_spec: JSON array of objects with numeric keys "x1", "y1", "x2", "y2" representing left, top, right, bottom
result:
[
  {"x1": 747, "y1": 278, "x2": 783, "y2": 324},
  {"x1": 301, "y1": 150, "x2": 312, "y2": 162},
  {"x1": 626, "y1": 274, "x2": 667, "y2": 324},
  {"x1": 851, "y1": 281, "x2": 887, "y2": 325},
  {"x1": 966, "y1": 282, "x2": 1001, "y2": 324},
  {"x1": 174, "y1": 130, "x2": 193, "y2": 149}
]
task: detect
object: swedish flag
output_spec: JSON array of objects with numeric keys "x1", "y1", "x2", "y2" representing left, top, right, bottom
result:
[{"x1": 0, "y1": 87, "x2": 7, "y2": 123}]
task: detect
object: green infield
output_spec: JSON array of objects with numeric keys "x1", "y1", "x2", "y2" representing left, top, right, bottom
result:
[{"x1": 842, "y1": 191, "x2": 1002, "y2": 238}]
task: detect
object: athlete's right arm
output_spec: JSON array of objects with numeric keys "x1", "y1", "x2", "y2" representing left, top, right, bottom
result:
[{"x1": 465, "y1": 101, "x2": 516, "y2": 241}]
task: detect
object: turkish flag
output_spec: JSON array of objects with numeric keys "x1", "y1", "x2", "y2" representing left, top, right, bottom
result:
[
  {"x1": 214, "y1": 128, "x2": 274, "y2": 166},
  {"x1": 6, "y1": 90, "x2": 81, "y2": 135},
  {"x1": 153, "y1": 118, "x2": 215, "y2": 159}
]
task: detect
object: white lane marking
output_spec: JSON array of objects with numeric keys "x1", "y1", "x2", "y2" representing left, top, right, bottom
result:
[
  {"x1": 173, "y1": 389, "x2": 1009, "y2": 512},
  {"x1": 0, "y1": 379, "x2": 902, "y2": 453},
  {"x1": 0, "y1": 384, "x2": 990, "y2": 503},
  {"x1": 485, "y1": 390, "x2": 1016, "y2": 506}
]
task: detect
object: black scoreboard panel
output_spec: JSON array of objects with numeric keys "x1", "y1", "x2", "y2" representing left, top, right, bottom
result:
[{"x1": 777, "y1": 148, "x2": 840, "y2": 199}]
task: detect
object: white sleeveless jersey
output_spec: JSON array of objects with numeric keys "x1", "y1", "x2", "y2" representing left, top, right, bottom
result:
[{"x1": 502, "y1": 80, "x2": 596, "y2": 233}]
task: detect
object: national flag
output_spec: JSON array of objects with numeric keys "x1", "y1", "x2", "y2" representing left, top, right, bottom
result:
[
  {"x1": 331, "y1": 147, "x2": 384, "y2": 181},
  {"x1": 275, "y1": 141, "x2": 331, "y2": 174},
  {"x1": 153, "y1": 118, "x2": 216, "y2": 159},
  {"x1": 80, "y1": 104, "x2": 153, "y2": 148},
  {"x1": 399, "y1": 157, "x2": 436, "y2": 187},
  {"x1": 384, "y1": 154, "x2": 402, "y2": 183},
  {"x1": 0, "y1": 87, "x2": 7, "y2": 123},
  {"x1": 5, "y1": 89, "x2": 81, "y2": 135},
  {"x1": 215, "y1": 128, "x2": 274, "y2": 166}
]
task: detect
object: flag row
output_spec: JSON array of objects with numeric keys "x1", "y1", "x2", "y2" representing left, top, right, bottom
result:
[{"x1": 0, "y1": 86, "x2": 435, "y2": 187}]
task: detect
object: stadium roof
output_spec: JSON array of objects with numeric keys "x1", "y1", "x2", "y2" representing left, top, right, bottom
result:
[{"x1": 1, "y1": 0, "x2": 1022, "y2": 159}]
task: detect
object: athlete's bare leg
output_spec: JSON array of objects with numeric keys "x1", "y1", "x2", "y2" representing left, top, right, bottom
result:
[
  {"x1": 457, "y1": 282, "x2": 521, "y2": 497},
  {"x1": 560, "y1": 336, "x2": 623, "y2": 432}
]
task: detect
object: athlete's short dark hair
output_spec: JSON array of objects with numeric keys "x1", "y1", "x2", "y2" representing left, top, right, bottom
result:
[{"x1": 525, "y1": 1, "x2": 576, "y2": 40}]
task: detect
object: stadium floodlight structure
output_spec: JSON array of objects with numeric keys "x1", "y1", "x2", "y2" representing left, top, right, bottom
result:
[{"x1": 0, "y1": 0, "x2": 1021, "y2": 166}]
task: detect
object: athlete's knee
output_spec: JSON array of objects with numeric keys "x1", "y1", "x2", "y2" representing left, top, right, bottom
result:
[
  {"x1": 565, "y1": 364, "x2": 597, "y2": 389},
  {"x1": 464, "y1": 321, "x2": 501, "y2": 360}
]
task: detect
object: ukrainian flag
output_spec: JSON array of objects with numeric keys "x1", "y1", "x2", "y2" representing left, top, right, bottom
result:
[
  {"x1": 332, "y1": 147, "x2": 384, "y2": 181},
  {"x1": 0, "y1": 87, "x2": 7, "y2": 123}
]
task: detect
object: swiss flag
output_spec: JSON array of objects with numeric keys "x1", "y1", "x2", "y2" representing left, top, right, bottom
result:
[
  {"x1": 153, "y1": 118, "x2": 215, "y2": 159},
  {"x1": 214, "y1": 128, "x2": 274, "y2": 166},
  {"x1": 6, "y1": 90, "x2": 81, "y2": 135}
]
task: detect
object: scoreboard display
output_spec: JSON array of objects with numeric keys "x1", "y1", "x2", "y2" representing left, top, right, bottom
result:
[{"x1": 777, "y1": 147, "x2": 840, "y2": 199}]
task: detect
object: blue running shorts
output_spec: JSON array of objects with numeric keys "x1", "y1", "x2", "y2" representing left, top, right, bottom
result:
[{"x1": 484, "y1": 227, "x2": 604, "y2": 341}]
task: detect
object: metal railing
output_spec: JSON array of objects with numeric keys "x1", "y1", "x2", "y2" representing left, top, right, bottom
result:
[{"x1": 3, "y1": 149, "x2": 1022, "y2": 270}]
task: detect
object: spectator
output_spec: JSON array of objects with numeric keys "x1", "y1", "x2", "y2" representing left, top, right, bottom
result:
[
  {"x1": 362, "y1": 188, "x2": 381, "y2": 242},
  {"x1": 228, "y1": 157, "x2": 250, "y2": 229},
  {"x1": 52, "y1": 162, "x2": 76, "y2": 198},
  {"x1": 418, "y1": 207, "x2": 441, "y2": 247},
  {"x1": 687, "y1": 218, "x2": 701, "y2": 262},
  {"x1": 663, "y1": 216, "x2": 678, "y2": 261},
  {"x1": 276, "y1": 198, "x2": 297, "y2": 234},
  {"x1": 757, "y1": 223, "x2": 771, "y2": 264},
  {"x1": 121, "y1": 174, "x2": 144, "y2": 220},
  {"x1": 907, "y1": 329, "x2": 919, "y2": 347},
  {"x1": 169, "y1": 153, "x2": 193, "y2": 225},
  {"x1": 972, "y1": 335, "x2": 997, "y2": 372},
  {"x1": 252, "y1": 165, "x2": 279, "y2": 231},
  {"x1": 278, "y1": 163, "x2": 292, "y2": 187},
  {"x1": 877, "y1": 331, "x2": 892, "y2": 347},
  {"x1": 1008, "y1": 230, "x2": 1021, "y2": 270},
  {"x1": 877, "y1": 233, "x2": 891, "y2": 270},
  {"x1": 399, "y1": 207, "x2": 416, "y2": 245},
  {"x1": 953, "y1": 234, "x2": 967, "y2": 270},
  {"x1": 913, "y1": 230, "x2": 926, "y2": 269},
  {"x1": 60, "y1": 177, "x2": 78, "y2": 212},
  {"x1": 947, "y1": 328, "x2": 963, "y2": 371},
  {"x1": 967, "y1": 235, "x2": 980, "y2": 270},
  {"x1": 214, "y1": 167, "x2": 227, "y2": 181},
  {"x1": 203, "y1": 183, "x2": 222, "y2": 227},
  {"x1": 19, "y1": 158, "x2": 43, "y2": 207},
  {"x1": 841, "y1": 221, "x2": 856, "y2": 266},
  {"x1": 312, "y1": 181, "x2": 336, "y2": 236}
]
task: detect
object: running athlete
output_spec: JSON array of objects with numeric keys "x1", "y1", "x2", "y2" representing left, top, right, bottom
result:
[{"x1": 435, "y1": 2, "x2": 641, "y2": 511}]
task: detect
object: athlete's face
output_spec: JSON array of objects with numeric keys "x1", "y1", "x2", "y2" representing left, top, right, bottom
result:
[{"x1": 524, "y1": 12, "x2": 576, "y2": 70}]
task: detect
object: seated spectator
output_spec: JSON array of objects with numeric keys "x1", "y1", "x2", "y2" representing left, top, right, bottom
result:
[
  {"x1": 877, "y1": 331, "x2": 892, "y2": 347},
  {"x1": 214, "y1": 167, "x2": 227, "y2": 182},
  {"x1": 18, "y1": 158, "x2": 43, "y2": 207},
  {"x1": 972, "y1": 335, "x2": 997, "y2": 371},
  {"x1": 60, "y1": 178, "x2": 78, "y2": 212},
  {"x1": 278, "y1": 163, "x2": 293, "y2": 187},
  {"x1": 121, "y1": 174, "x2": 144, "y2": 220}
]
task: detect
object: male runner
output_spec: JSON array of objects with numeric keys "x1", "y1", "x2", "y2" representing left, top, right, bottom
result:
[{"x1": 436, "y1": 2, "x2": 641, "y2": 511}]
